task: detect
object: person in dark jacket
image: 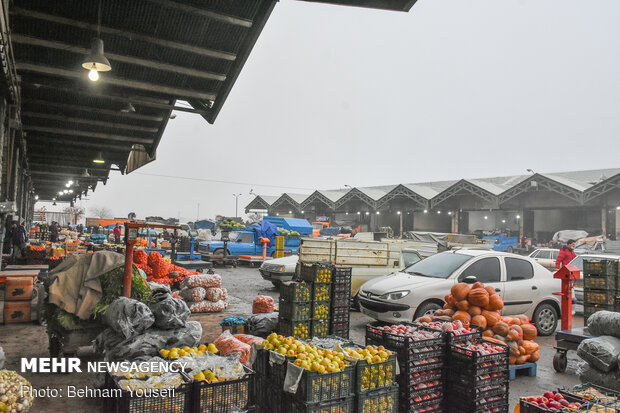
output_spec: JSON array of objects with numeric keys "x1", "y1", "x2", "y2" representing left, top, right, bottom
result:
[
  {"x1": 49, "y1": 221, "x2": 59, "y2": 242},
  {"x1": 555, "y1": 239, "x2": 577, "y2": 269},
  {"x1": 10, "y1": 218, "x2": 27, "y2": 263}
]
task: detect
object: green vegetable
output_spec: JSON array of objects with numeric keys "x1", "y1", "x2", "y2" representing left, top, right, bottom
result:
[{"x1": 92, "y1": 265, "x2": 153, "y2": 318}]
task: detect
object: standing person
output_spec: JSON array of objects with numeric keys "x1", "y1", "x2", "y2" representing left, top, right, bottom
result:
[
  {"x1": 555, "y1": 239, "x2": 577, "y2": 269},
  {"x1": 10, "y1": 218, "x2": 27, "y2": 263},
  {"x1": 113, "y1": 224, "x2": 122, "y2": 244},
  {"x1": 49, "y1": 221, "x2": 59, "y2": 242}
]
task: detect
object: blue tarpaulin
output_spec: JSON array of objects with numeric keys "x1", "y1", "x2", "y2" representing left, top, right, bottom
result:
[{"x1": 249, "y1": 221, "x2": 280, "y2": 246}]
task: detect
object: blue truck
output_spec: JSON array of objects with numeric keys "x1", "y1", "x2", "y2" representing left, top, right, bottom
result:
[
  {"x1": 198, "y1": 217, "x2": 313, "y2": 257},
  {"x1": 483, "y1": 233, "x2": 519, "y2": 252}
]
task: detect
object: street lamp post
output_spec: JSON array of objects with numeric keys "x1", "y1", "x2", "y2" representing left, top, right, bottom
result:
[{"x1": 233, "y1": 193, "x2": 242, "y2": 218}]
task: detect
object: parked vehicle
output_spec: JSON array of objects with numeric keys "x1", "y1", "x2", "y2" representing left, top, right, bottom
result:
[
  {"x1": 528, "y1": 248, "x2": 560, "y2": 271},
  {"x1": 358, "y1": 250, "x2": 562, "y2": 336},
  {"x1": 259, "y1": 255, "x2": 300, "y2": 285},
  {"x1": 568, "y1": 253, "x2": 620, "y2": 304},
  {"x1": 198, "y1": 217, "x2": 312, "y2": 257},
  {"x1": 483, "y1": 233, "x2": 519, "y2": 252},
  {"x1": 312, "y1": 219, "x2": 331, "y2": 237}
]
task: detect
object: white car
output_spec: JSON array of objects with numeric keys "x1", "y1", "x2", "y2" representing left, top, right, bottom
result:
[
  {"x1": 259, "y1": 255, "x2": 298, "y2": 286},
  {"x1": 358, "y1": 250, "x2": 562, "y2": 336},
  {"x1": 528, "y1": 248, "x2": 560, "y2": 271}
]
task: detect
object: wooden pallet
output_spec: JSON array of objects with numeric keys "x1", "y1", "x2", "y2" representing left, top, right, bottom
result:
[{"x1": 509, "y1": 362, "x2": 537, "y2": 380}]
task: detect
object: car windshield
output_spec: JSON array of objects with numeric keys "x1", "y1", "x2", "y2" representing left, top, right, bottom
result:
[
  {"x1": 402, "y1": 251, "x2": 422, "y2": 267},
  {"x1": 404, "y1": 252, "x2": 473, "y2": 279}
]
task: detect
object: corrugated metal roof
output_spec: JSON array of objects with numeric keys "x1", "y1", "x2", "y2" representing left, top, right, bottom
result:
[
  {"x1": 10, "y1": 0, "x2": 277, "y2": 200},
  {"x1": 253, "y1": 167, "x2": 620, "y2": 211}
]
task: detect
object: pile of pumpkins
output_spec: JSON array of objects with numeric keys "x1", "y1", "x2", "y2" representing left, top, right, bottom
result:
[{"x1": 432, "y1": 281, "x2": 540, "y2": 365}]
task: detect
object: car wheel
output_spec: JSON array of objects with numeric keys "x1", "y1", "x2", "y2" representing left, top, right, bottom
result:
[
  {"x1": 533, "y1": 302, "x2": 559, "y2": 336},
  {"x1": 414, "y1": 302, "x2": 443, "y2": 320},
  {"x1": 213, "y1": 248, "x2": 225, "y2": 257},
  {"x1": 507, "y1": 247, "x2": 514, "y2": 253}
]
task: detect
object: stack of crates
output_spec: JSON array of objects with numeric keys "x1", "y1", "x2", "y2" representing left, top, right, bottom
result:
[
  {"x1": 2, "y1": 275, "x2": 36, "y2": 324},
  {"x1": 349, "y1": 343, "x2": 399, "y2": 413},
  {"x1": 298, "y1": 262, "x2": 333, "y2": 338},
  {"x1": 365, "y1": 322, "x2": 446, "y2": 412},
  {"x1": 583, "y1": 258, "x2": 620, "y2": 322},
  {"x1": 278, "y1": 281, "x2": 312, "y2": 339},
  {"x1": 330, "y1": 266, "x2": 352, "y2": 339},
  {"x1": 446, "y1": 339, "x2": 510, "y2": 413}
]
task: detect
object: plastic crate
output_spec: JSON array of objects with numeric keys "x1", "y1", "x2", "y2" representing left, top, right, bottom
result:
[
  {"x1": 446, "y1": 381, "x2": 508, "y2": 401},
  {"x1": 583, "y1": 259, "x2": 618, "y2": 276},
  {"x1": 313, "y1": 283, "x2": 332, "y2": 301},
  {"x1": 399, "y1": 385, "x2": 444, "y2": 411},
  {"x1": 311, "y1": 318, "x2": 330, "y2": 337},
  {"x1": 558, "y1": 383, "x2": 620, "y2": 410},
  {"x1": 448, "y1": 368, "x2": 508, "y2": 389},
  {"x1": 399, "y1": 397, "x2": 443, "y2": 413},
  {"x1": 383, "y1": 326, "x2": 445, "y2": 353},
  {"x1": 312, "y1": 301, "x2": 331, "y2": 319},
  {"x1": 584, "y1": 288, "x2": 617, "y2": 305},
  {"x1": 289, "y1": 364, "x2": 355, "y2": 403},
  {"x1": 365, "y1": 322, "x2": 389, "y2": 347},
  {"x1": 332, "y1": 266, "x2": 352, "y2": 279},
  {"x1": 449, "y1": 340, "x2": 509, "y2": 372},
  {"x1": 288, "y1": 396, "x2": 355, "y2": 413},
  {"x1": 192, "y1": 367, "x2": 254, "y2": 413},
  {"x1": 398, "y1": 367, "x2": 443, "y2": 392},
  {"x1": 446, "y1": 396, "x2": 508, "y2": 413},
  {"x1": 280, "y1": 281, "x2": 312, "y2": 302},
  {"x1": 253, "y1": 348, "x2": 271, "y2": 377},
  {"x1": 331, "y1": 306, "x2": 350, "y2": 323},
  {"x1": 353, "y1": 353, "x2": 397, "y2": 393},
  {"x1": 357, "y1": 386, "x2": 398, "y2": 413},
  {"x1": 414, "y1": 319, "x2": 483, "y2": 345},
  {"x1": 278, "y1": 318, "x2": 311, "y2": 339},
  {"x1": 584, "y1": 274, "x2": 618, "y2": 291},
  {"x1": 299, "y1": 262, "x2": 333, "y2": 283},
  {"x1": 397, "y1": 346, "x2": 445, "y2": 366},
  {"x1": 107, "y1": 373, "x2": 192, "y2": 413},
  {"x1": 279, "y1": 299, "x2": 312, "y2": 320},
  {"x1": 330, "y1": 322, "x2": 350, "y2": 339}
]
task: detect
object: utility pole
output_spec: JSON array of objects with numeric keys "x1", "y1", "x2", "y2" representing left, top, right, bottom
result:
[{"x1": 233, "y1": 194, "x2": 242, "y2": 218}]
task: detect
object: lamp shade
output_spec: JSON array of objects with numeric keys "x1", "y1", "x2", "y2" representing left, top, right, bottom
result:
[
  {"x1": 93, "y1": 152, "x2": 105, "y2": 164},
  {"x1": 82, "y1": 38, "x2": 111, "y2": 72}
]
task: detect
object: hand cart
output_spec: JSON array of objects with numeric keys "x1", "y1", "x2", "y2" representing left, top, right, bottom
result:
[{"x1": 553, "y1": 326, "x2": 593, "y2": 372}]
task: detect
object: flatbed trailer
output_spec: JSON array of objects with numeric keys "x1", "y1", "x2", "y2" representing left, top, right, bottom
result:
[{"x1": 553, "y1": 326, "x2": 593, "y2": 372}]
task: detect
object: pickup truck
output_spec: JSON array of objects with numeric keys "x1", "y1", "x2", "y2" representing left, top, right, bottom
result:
[
  {"x1": 259, "y1": 237, "x2": 433, "y2": 293},
  {"x1": 483, "y1": 233, "x2": 519, "y2": 252},
  {"x1": 198, "y1": 216, "x2": 312, "y2": 257}
]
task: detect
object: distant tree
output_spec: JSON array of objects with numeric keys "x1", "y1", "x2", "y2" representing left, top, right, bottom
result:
[{"x1": 90, "y1": 206, "x2": 112, "y2": 218}]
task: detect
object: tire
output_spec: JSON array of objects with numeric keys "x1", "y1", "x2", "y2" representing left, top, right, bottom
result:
[
  {"x1": 507, "y1": 247, "x2": 514, "y2": 254},
  {"x1": 553, "y1": 351, "x2": 567, "y2": 372},
  {"x1": 213, "y1": 248, "x2": 225, "y2": 257},
  {"x1": 533, "y1": 302, "x2": 559, "y2": 336},
  {"x1": 414, "y1": 301, "x2": 443, "y2": 320}
]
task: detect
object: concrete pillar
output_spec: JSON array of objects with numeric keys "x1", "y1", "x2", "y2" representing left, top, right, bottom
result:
[
  {"x1": 602, "y1": 208, "x2": 607, "y2": 238},
  {"x1": 451, "y1": 211, "x2": 459, "y2": 233},
  {"x1": 0, "y1": 99, "x2": 6, "y2": 198},
  {"x1": 518, "y1": 209, "x2": 524, "y2": 244}
]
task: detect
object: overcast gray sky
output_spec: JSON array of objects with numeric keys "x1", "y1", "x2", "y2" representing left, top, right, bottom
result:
[{"x1": 81, "y1": 0, "x2": 620, "y2": 221}]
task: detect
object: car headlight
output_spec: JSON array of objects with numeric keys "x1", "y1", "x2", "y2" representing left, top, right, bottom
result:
[
  {"x1": 380, "y1": 290, "x2": 410, "y2": 300},
  {"x1": 278, "y1": 266, "x2": 285, "y2": 272}
]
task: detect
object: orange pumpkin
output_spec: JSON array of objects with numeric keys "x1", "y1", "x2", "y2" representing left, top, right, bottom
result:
[
  {"x1": 444, "y1": 308, "x2": 455, "y2": 316},
  {"x1": 521, "y1": 324, "x2": 538, "y2": 341},
  {"x1": 453, "y1": 311, "x2": 472, "y2": 324},
  {"x1": 483, "y1": 337, "x2": 505, "y2": 345},
  {"x1": 506, "y1": 329, "x2": 520, "y2": 341},
  {"x1": 443, "y1": 303, "x2": 452, "y2": 310},
  {"x1": 468, "y1": 306, "x2": 482, "y2": 316},
  {"x1": 516, "y1": 314, "x2": 530, "y2": 324},
  {"x1": 482, "y1": 329, "x2": 494, "y2": 338},
  {"x1": 516, "y1": 355, "x2": 530, "y2": 364},
  {"x1": 451, "y1": 283, "x2": 471, "y2": 301},
  {"x1": 492, "y1": 321, "x2": 510, "y2": 336},
  {"x1": 508, "y1": 317, "x2": 522, "y2": 326},
  {"x1": 484, "y1": 285, "x2": 496, "y2": 296},
  {"x1": 510, "y1": 325, "x2": 523, "y2": 339},
  {"x1": 435, "y1": 315, "x2": 453, "y2": 321},
  {"x1": 444, "y1": 294, "x2": 457, "y2": 307},
  {"x1": 482, "y1": 310, "x2": 501, "y2": 327},
  {"x1": 486, "y1": 294, "x2": 504, "y2": 311},
  {"x1": 522, "y1": 340, "x2": 539, "y2": 354},
  {"x1": 418, "y1": 315, "x2": 433, "y2": 323},
  {"x1": 509, "y1": 355, "x2": 517, "y2": 364},
  {"x1": 518, "y1": 346, "x2": 526, "y2": 355},
  {"x1": 468, "y1": 288, "x2": 490, "y2": 307},
  {"x1": 502, "y1": 317, "x2": 513, "y2": 324},
  {"x1": 471, "y1": 315, "x2": 487, "y2": 329},
  {"x1": 529, "y1": 350, "x2": 540, "y2": 362},
  {"x1": 471, "y1": 282, "x2": 485, "y2": 290},
  {"x1": 456, "y1": 300, "x2": 470, "y2": 311}
]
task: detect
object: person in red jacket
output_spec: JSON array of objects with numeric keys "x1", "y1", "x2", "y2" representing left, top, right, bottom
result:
[
  {"x1": 555, "y1": 239, "x2": 577, "y2": 268},
  {"x1": 113, "y1": 224, "x2": 122, "y2": 244}
]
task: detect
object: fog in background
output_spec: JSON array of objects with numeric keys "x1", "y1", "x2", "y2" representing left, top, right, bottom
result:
[{"x1": 49, "y1": 0, "x2": 620, "y2": 221}]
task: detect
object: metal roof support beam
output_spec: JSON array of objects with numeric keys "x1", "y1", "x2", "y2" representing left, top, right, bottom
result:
[
  {"x1": 376, "y1": 185, "x2": 428, "y2": 209},
  {"x1": 431, "y1": 180, "x2": 498, "y2": 209},
  {"x1": 335, "y1": 189, "x2": 376, "y2": 209},
  {"x1": 22, "y1": 99, "x2": 164, "y2": 122},
  {"x1": 498, "y1": 175, "x2": 584, "y2": 205},
  {"x1": 245, "y1": 196, "x2": 271, "y2": 211},
  {"x1": 23, "y1": 125, "x2": 152, "y2": 144},
  {"x1": 142, "y1": 0, "x2": 253, "y2": 28},
  {"x1": 27, "y1": 140, "x2": 133, "y2": 153},
  {"x1": 28, "y1": 162, "x2": 110, "y2": 172},
  {"x1": 27, "y1": 153, "x2": 127, "y2": 164},
  {"x1": 12, "y1": 35, "x2": 227, "y2": 82},
  {"x1": 270, "y1": 194, "x2": 301, "y2": 211},
  {"x1": 583, "y1": 173, "x2": 620, "y2": 204},
  {"x1": 17, "y1": 63, "x2": 217, "y2": 101},
  {"x1": 23, "y1": 112, "x2": 159, "y2": 133},
  {"x1": 11, "y1": 8, "x2": 237, "y2": 61},
  {"x1": 300, "y1": 191, "x2": 336, "y2": 210}
]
